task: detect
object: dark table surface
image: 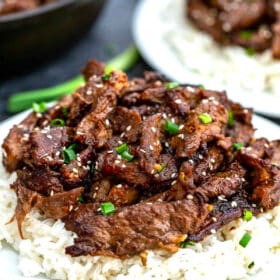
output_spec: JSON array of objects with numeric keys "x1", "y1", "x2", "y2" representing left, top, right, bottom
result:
[{"x1": 0, "y1": 0, "x2": 279, "y2": 127}]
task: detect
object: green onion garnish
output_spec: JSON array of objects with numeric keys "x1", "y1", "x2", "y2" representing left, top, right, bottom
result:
[
  {"x1": 180, "y1": 240, "x2": 196, "y2": 248},
  {"x1": 121, "y1": 150, "x2": 134, "y2": 162},
  {"x1": 198, "y1": 113, "x2": 212, "y2": 124},
  {"x1": 63, "y1": 144, "x2": 77, "y2": 164},
  {"x1": 243, "y1": 210, "x2": 253, "y2": 222},
  {"x1": 245, "y1": 47, "x2": 255, "y2": 56},
  {"x1": 100, "y1": 202, "x2": 115, "y2": 216},
  {"x1": 233, "y1": 143, "x2": 244, "y2": 150},
  {"x1": 228, "y1": 110, "x2": 234, "y2": 126},
  {"x1": 164, "y1": 120, "x2": 179, "y2": 135},
  {"x1": 198, "y1": 84, "x2": 205, "y2": 89},
  {"x1": 61, "y1": 107, "x2": 68, "y2": 117},
  {"x1": 239, "y1": 30, "x2": 253, "y2": 40},
  {"x1": 165, "y1": 82, "x2": 179, "y2": 90},
  {"x1": 77, "y1": 195, "x2": 84, "y2": 203},
  {"x1": 248, "y1": 261, "x2": 255, "y2": 269},
  {"x1": 239, "y1": 232, "x2": 252, "y2": 248},
  {"x1": 115, "y1": 143, "x2": 128, "y2": 154},
  {"x1": 102, "y1": 73, "x2": 111, "y2": 81},
  {"x1": 51, "y1": 118, "x2": 65, "y2": 127},
  {"x1": 32, "y1": 102, "x2": 47, "y2": 113}
]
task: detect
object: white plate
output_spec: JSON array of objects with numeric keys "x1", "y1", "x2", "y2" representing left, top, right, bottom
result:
[
  {"x1": 0, "y1": 112, "x2": 279, "y2": 279},
  {"x1": 133, "y1": 0, "x2": 280, "y2": 118}
]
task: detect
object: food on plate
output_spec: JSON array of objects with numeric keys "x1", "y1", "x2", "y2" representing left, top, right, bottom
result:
[
  {"x1": 0, "y1": 0, "x2": 56, "y2": 15},
  {"x1": 0, "y1": 60, "x2": 280, "y2": 279},
  {"x1": 186, "y1": 0, "x2": 280, "y2": 58}
]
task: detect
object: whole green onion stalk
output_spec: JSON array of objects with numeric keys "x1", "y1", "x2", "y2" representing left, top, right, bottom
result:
[{"x1": 8, "y1": 45, "x2": 139, "y2": 113}]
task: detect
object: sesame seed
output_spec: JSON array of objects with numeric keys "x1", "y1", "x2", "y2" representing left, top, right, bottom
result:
[
  {"x1": 46, "y1": 135, "x2": 53, "y2": 139},
  {"x1": 210, "y1": 229, "x2": 216, "y2": 234},
  {"x1": 93, "y1": 193, "x2": 97, "y2": 199},
  {"x1": 107, "y1": 150, "x2": 114, "y2": 154},
  {"x1": 126, "y1": 125, "x2": 132, "y2": 131},
  {"x1": 149, "y1": 145, "x2": 154, "y2": 151},
  {"x1": 151, "y1": 127, "x2": 156, "y2": 133},
  {"x1": 174, "y1": 99, "x2": 182, "y2": 104},
  {"x1": 171, "y1": 180, "x2": 177, "y2": 185},
  {"x1": 140, "y1": 149, "x2": 146, "y2": 153},
  {"x1": 121, "y1": 164, "x2": 126, "y2": 168},
  {"x1": 264, "y1": 143, "x2": 269, "y2": 148},
  {"x1": 36, "y1": 113, "x2": 42, "y2": 118},
  {"x1": 165, "y1": 142, "x2": 169, "y2": 148},
  {"x1": 202, "y1": 99, "x2": 209, "y2": 104},
  {"x1": 69, "y1": 205, "x2": 74, "y2": 211},
  {"x1": 95, "y1": 84, "x2": 103, "y2": 88},
  {"x1": 212, "y1": 217, "x2": 217, "y2": 222},
  {"x1": 201, "y1": 171, "x2": 206, "y2": 176},
  {"x1": 218, "y1": 195, "x2": 227, "y2": 201},
  {"x1": 105, "y1": 119, "x2": 110, "y2": 127},
  {"x1": 115, "y1": 160, "x2": 121, "y2": 164},
  {"x1": 210, "y1": 158, "x2": 215, "y2": 163},
  {"x1": 252, "y1": 203, "x2": 257, "y2": 208},
  {"x1": 189, "y1": 159, "x2": 194, "y2": 164},
  {"x1": 146, "y1": 202, "x2": 153, "y2": 205},
  {"x1": 231, "y1": 201, "x2": 237, "y2": 207},
  {"x1": 154, "y1": 174, "x2": 160, "y2": 178},
  {"x1": 187, "y1": 194, "x2": 194, "y2": 200},
  {"x1": 198, "y1": 154, "x2": 203, "y2": 160},
  {"x1": 116, "y1": 184, "x2": 122, "y2": 188},
  {"x1": 179, "y1": 125, "x2": 184, "y2": 130},
  {"x1": 178, "y1": 134, "x2": 184, "y2": 140},
  {"x1": 118, "y1": 141, "x2": 123, "y2": 145},
  {"x1": 73, "y1": 168, "x2": 79, "y2": 174},
  {"x1": 77, "y1": 162, "x2": 82, "y2": 167},
  {"x1": 186, "y1": 86, "x2": 196, "y2": 92},
  {"x1": 171, "y1": 173, "x2": 177, "y2": 178},
  {"x1": 50, "y1": 190, "x2": 54, "y2": 196},
  {"x1": 120, "y1": 132, "x2": 125, "y2": 138},
  {"x1": 55, "y1": 151, "x2": 60, "y2": 156},
  {"x1": 76, "y1": 131, "x2": 84, "y2": 135}
]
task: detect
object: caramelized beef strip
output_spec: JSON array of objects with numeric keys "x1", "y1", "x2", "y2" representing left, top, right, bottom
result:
[
  {"x1": 194, "y1": 161, "x2": 246, "y2": 201},
  {"x1": 61, "y1": 146, "x2": 94, "y2": 187},
  {"x1": 171, "y1": 99, "x2": 228, "y2": 158},
  {"x1": 187, "y1": 0, "x2": 226, "y2": 43},
  {"x1": 64, "y1": 198, "x2": 209, "y2": 258},
  {"x1": 208, "y1": 0, "x2": 266, "y2": 32},
  {"x1": 188, "y1": 192, "x2": 255, "y2": 242},
  {"x1": 2, "y1": 113, "x2": 38, "y2": 172},
  {"x1": 239, "y1": 150, "x2": 280, "y2": 209},
  {"x1": 75, "y1": 71, "x2": 128, "y2": 147},
  {"x1": 139, "y1": 114, "x2": 163, "y2": 174},
  {"x1": 109, "y1": 106, "x2": 142, "y2": 143},
  {"x1": 30, "y1": 127, "x2": 73, "y2": 167},
  {"x1": 272, "y1": 21, "x2": 280, "y2": 58}
]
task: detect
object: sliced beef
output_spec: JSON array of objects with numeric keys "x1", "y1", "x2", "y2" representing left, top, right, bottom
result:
[
  {"x1": 2, "y1": 113, "x2": 38, "y2": 172},
  {"x1": 64, "y1": 198, "x2": 209, "y2": 257},
  {"x1": 30, "y1": 127, "x2": 73, "y2": 167}
]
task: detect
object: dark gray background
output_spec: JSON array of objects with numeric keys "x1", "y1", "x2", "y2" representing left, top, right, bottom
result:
[{"x1": 0, "y1": 0, "x2": 279, "y2": 126}]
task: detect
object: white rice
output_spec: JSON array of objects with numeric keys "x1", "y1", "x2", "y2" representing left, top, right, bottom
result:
[
  {"x1": 1, "y1": 151, "x2": 280, "y2": 279},
  {"x1": 160, "y1": 0, "x2": 280, "y2": 97}
]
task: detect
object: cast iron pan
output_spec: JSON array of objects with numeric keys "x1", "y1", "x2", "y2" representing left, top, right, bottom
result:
[{"x1": 0, "y1": 0, "x2": 107, "y2": 74}]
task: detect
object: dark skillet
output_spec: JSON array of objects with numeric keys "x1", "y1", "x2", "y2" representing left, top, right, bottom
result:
[{"x1": 0, "y1": 0, "x2": 107, "y2": 74}]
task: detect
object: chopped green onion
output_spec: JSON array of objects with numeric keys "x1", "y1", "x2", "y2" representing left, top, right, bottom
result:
[
  {"x1": 180, "y1": 240, "x2": 196, "y2": 248},
  {"x1": 101, "y1": 202, "x2": 115, "y2": 216},
  {"x1": 63, "y1": 144, "x2": 77, "y2": 164},
  {"x1": 245, "y1": 47, "x2": 255, "y2": 56},
  {"x1": 233, "y1": 143, "x2": 244, "y2": 150},
  {"x1": 239, "y1": 232, "x2": 252, "y2": 248},
  {"x1": 102, "y1": 73, "x2": 111, "y2": 81},
  {"x1": 115, "y1": 143, "x2": 128, "y2": 154},
  {"x1": 165, "y1": 82, "x2": 179, "y2": 90},
  {"x1": 51, "y1": 118, "x2": 65, "y2": 127},
  {"x1": 198, "y1": 113, "x2": 212, "y2": 124},
  {"x1": 228, "y1": 110, "x2": 234, "y2": 127},
  {"x1": 32, "y1": 102, "x2": 47, "y2": 113},
  {"x1": 121, "y1": 150, "x2": 134, "y2": 162},
  {"x1": 243, "y1": 210, "x2": 253, "y2": 222},
  {"x1": 164, "y1": 120, "x2": 179, "y2": 135},
  {"x1": 61, "y1": 107, "x2": 68, "y2": 117},
  {"x1": 239, "y1": 30, "x2": 253, "y2": 40},
  {"x1": 77, "y1": 195, "x2": 84, "y2": 203},
  {"x1": 248, "y1": 261, "x2": 255, "y2": 269},
  {"x1": 198, "y1": 84, "x2": 205, "y2": 89}
]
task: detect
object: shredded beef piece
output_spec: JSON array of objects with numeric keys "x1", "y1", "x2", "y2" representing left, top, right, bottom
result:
[
  {"x1": 186, "y1": 0, "x2": 279, "y2": 58},
  {"x1": 2, "y1": 61, "x2": 280, "y2": 259},
  {"x1": 64, "y1": 198, "x2": 209, "y2": 257}
]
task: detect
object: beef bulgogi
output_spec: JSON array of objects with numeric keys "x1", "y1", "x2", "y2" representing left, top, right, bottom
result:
[
  {"x1": 186, "y1": 0, "x2": 280, "y2": 58},
  {"x1": 0, "y1": 0, "x2": 56, "y2": 15},
  {"x1": 2, "y1": 60, "x2": 280, "y2": 259}
]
